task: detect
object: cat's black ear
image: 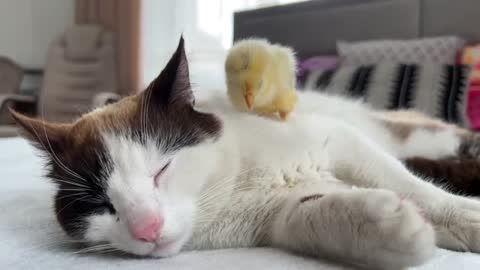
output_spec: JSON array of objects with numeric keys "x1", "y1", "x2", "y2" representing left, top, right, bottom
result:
[
  {"x1": 9, "y1": 108, "x2": 70, "y2": 154},
  {"x1": 143, "y1": 36, "x2": 194, "y2": 107}
]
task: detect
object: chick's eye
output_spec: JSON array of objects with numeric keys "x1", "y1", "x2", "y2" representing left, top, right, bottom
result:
[{"x1": 154, "y1": 161, "x2": 171, "y2": 186}]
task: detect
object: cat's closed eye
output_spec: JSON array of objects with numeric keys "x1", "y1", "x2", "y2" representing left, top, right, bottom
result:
[
  {"x1": 100, "y1": 202, "x2": 116, "y2": 214},
  {"x1": 154, "y1": 161, "x2": 171, "y2": 187}
]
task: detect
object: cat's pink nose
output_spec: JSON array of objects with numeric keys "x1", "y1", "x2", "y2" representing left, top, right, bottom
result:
[{"x1": 129, "y1": 215, "x2": 163, "y2": 242}]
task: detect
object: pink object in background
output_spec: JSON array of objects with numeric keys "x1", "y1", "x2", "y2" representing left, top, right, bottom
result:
[
  {"x1": 462, "y1": 45, "x2": 480, "y2": 129},
  {"x1": 467, "y1": 86, "x2": 480, "y2": 130},
  {"x1": 472, "y1": 63, "x2": 480, "y2": 86},
  {"x1": 297, "y1": 56, "x2": 338, "y2": 77}
]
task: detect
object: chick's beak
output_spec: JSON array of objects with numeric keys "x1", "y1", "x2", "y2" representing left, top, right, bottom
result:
[
  {"x1": 244, "y1": 92, "x2": 254, "y2": 110},
  {"x1": 244, "y1": 82, "x2": 254, "y2": 110}
]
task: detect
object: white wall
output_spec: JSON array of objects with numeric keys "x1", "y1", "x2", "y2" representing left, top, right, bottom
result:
[{"x1": 0, "y1": 0, "x2": 74, "y2": 68}]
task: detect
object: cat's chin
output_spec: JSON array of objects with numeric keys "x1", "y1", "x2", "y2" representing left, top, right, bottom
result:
[
  {"x1": 149, "y1": 238, "x2": 184, "y2": 258},
  {"x1": 113, "y1": 238, "x2": 184, "y2": 258}
]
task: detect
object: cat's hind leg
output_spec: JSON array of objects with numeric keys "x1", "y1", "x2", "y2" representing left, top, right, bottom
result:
[
  {"x1": 377, "y1": 111, "x2": 480, "y2": 196},
  {"x1": 321, "y1": 120, "x2": 480, "y2": 253},
  {"x1": 271, "y1": 188, "x2": 435, "y2": 269},
  {"x1": 376, "y1": 110, "x2": 480, "y2": 160}
]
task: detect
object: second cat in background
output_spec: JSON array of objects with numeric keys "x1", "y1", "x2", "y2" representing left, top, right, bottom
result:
[{"x1": 225, "y1": 39, "x2": 298, "y2": 121}]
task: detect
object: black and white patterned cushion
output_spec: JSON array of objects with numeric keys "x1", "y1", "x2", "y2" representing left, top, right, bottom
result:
[
  {"x1": 302, "y1": 63, "x2": 472, "y2": 127},
  {"x1": 338, "y1": 37, "x2": 465, "y2": 66}
]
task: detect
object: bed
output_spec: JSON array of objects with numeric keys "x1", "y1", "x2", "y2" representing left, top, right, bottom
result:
[
  {"x1": 2, "y1": 127, "x2": 480, "y2": 270},
  {"x1": 2, "y1": 0, "x2": 480, "y2": 269}
]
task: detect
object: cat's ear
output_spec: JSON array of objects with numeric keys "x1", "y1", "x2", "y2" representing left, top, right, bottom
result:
[
  {"x1": 9, "y1": 109, "x2": 71, "y2": 154},
  {"x1": 142, "y1": 36, "x2": 194, "y2": 108}
]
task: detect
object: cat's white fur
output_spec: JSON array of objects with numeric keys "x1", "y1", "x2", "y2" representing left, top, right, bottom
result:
[{"x1": 85, "y1": 90, "x2": 480, "y2": 269}]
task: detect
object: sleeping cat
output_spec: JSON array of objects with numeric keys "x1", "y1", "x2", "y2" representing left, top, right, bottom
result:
[{"x1": 11, "y1": 38, "x2": 480, "y2": 269}]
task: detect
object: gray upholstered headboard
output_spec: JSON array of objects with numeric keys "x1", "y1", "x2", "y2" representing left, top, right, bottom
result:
[{"x1": 233, "y1": 0, "x2": 480, "y2": 59}]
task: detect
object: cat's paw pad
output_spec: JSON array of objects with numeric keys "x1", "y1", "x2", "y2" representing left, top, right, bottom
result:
[{"x1": 356, "y1": 191, "x2": 436, "y2": 268}]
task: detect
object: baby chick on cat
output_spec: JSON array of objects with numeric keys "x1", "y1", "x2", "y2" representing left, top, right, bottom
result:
[{"x1": 225, "y1": 39, "x2": 298, "y2": 120}]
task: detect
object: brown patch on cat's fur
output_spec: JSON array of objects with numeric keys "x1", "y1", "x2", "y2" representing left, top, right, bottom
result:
[
  {"x1": 374, "y1": 110, "x2": 467, "y2": 141},
  {"x1": 300, "y1": 194, "x2": 324, "y2": 203},
  {"x1": 405, "y1": 157, "x2": 480, "y2": 196},
  {"x1": 457, "y1": 133, "x2": 480, "y2": 159}
]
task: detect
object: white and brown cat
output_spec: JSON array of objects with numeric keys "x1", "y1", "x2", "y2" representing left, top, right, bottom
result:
[{"x1": 11, "y1": 38, "x2": 480, "y2": 269}]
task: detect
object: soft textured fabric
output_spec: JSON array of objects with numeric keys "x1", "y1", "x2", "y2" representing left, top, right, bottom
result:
[
  {"x1": 337, "y1": 37, "x2": 465, "y2": 66},
  {"x1": 302, "y1": 62, "x2": 472, "y2": 128},
  {"x1": 1, "y1": 137, "x2": 480, "y2": 269}
]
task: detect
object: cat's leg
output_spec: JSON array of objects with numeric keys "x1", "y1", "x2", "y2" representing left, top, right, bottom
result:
[
  {"x1": 271, "y1": 188, "x2": 435, "y2": 269},
  {"x1": 191, "y1": 180, "x2": 435, "y2": 269},
  {"x1": 376, "y1": 112, "x2": 480, "y2": 196},
  {"x1": 321, "y1": 121, "x2": 480, "y2": 252},
  {"x1": 376, "y1": 110, "x2": 480, "y2": 160}
]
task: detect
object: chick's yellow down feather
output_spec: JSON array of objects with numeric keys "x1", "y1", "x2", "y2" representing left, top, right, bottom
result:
[{"x1": 225, "y1": 39, "x2": 298, "y2": 120}]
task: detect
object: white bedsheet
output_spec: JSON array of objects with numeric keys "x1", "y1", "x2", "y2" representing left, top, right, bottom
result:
[{"x1": 1, "y1": 137, "x2": 480, "y2": 269}]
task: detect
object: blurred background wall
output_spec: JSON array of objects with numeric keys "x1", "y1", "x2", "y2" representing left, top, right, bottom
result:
[{"x1": 0, "y1": 0, "x2": 74, "y2": 69}]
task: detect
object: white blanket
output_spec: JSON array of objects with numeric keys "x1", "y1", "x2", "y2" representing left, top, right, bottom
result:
[{"x1": 1, "y1": 137, "x2": 480, "y2": 269}]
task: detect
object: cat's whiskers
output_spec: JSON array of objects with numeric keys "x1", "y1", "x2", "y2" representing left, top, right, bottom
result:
[
  {"x1": 195, "y1": 166, "x2": 275, "y2": 226},
  {"x1": 55, "y1": 188, "x2": 91, "y2": 192},
  {"x1": 197, "y1": 183, "x2": 254, "y2": 209},
  {"x1": 31, "y1": 102, "x2": 91, "y2": 185},
  {"x1": 196, "y1": 176, "x2": 255, "y2": 207},
  {"x1": 56, "y1": 192, "x2": 106, "y2": 205},
  {"x1": 55, "y1": 195, "x2": 92, "y2": 216},
  {"x1": 56, "y1": 192, "x2": 90, "y2": 201},
  {"x1": 197, "y1": 166, "x2": 269, "y2": 202},
  {"x1": 195, "y1": 184, "x2": 272, "y2": 226},
  {"x1": 71, "y1": 243, "x2": 115, "y2": 254},
  {"x1": 51, "y1": 178, "x2": 91, "y2": 189},
  {"x1": 28, "y1": 121, "x2": 89, "y2": 185},
  {"x1": 195, "y1": 165, "x2": 275, "y2": 199}
]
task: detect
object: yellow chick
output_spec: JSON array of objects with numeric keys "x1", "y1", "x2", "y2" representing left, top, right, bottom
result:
[{"x1": 225, "y1": 39, "x2": 298, "y2": 120}]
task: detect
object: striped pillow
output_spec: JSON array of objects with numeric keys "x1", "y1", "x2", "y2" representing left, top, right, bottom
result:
[
  {"x1": 301, "y1": 63, "x2": 472, "y2": 127},
  {"x1": 337, "y1": 37, "x2": 465, "y2": 66}
]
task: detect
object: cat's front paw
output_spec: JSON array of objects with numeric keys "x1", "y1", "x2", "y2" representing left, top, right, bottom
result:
[
  {"x1": 434, "y1": 198, "x2": 480, "y2": 252},
  {"x1": 272, "y1": 190, "x2": 436, "y2": 269},
  {"x1": 348, "y1": 190, "x2": 436, "y2": 269}
]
